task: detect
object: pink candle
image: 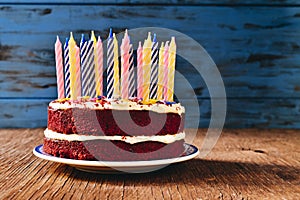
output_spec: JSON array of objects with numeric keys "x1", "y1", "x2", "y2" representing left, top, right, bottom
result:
[
  {"x1": 96, "y1": 36, "x2": 103, "y2": 96},
  {"x1": 75, "y1": 46, "x2": 82, "y2": 97},
  {"x1": 63, "y1": 38, "x2": 70, "y2": 98},
  {"x1": 121, "y1": 30, "x2": 130, "y2": 99},
  {"x1": 163, "y1": 41, "x2": 169, "y2": 101},
  {"x1": 137, "y1": 41, "x2": 143, "y2": 99},
  {"x1": 55, "y1": 36, "x2": 65, "y2": 99}
]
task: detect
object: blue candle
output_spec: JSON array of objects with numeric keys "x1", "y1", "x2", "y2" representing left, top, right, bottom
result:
[
  {"x1": 106, "y1": 28, "x2": 114, "y2": 98},
  {"x1": 128, "y1": 43, "x2": 135, "y2": 98},
  {"x1": 64, "y1": 37, "x2": 70, "y2": 98},
  {"x1": 80, "y1": 34, "x2": 88, "y2": 96},
  {"x1": 150, "y1": 33, "x2": 158, "y2": 99},
  {"x1": 80, "y1": 34, "x2": 95, "y2": 97}
]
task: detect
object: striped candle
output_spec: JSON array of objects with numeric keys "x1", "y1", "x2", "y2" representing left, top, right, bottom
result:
[
  {"x1": 96, "y1": 36, "x2": 103, "y2": 97},
  {"x1": 68, "y1": 32, "x2": 77, "y2": 100},
  {"x1": 150, "y1": 33, "x2": 158, "y2": 99},
  {"x1": 167, "y1": 37, "x2": 176, "y2": 102},
  {"x1": 79, "y1": 34, "x2": 88, "y2": 96},
  {"x1": 63, "y1": 37, "x2": 70, "y2": 98},
  {"x1": 128, "y1": 44, "x2": 135, "y2": 98},
  {"x1": 55, "y1": 36, "x2": 65, "y2": 99},
  {"x1": 106, "y1": 29, "x2": 114, "y2": 99},
  {"x1": 163, "y1": 41, "x2": 169, "y2": 101},
  {"x1": 113, "y1": 33, "x2": 120, "y2": 98},
  {"x1": 87, "y1": 37, "x2": 96, "y2": 98},
  {"x1": 75, "y1": 46, "x2": 82, "y2": 97},
  {"x1": 157, "y1": 42, "x2": 165, "y2": 100},
  {"x1": 80, "y1": 35, "x2": 95, "y2": 97},
  {"x1": 121, "y1": 30, "x2": 130, "y2": 99},
  {"x1": 86, "y1": 40, "x2": 96, "y2": 98},
  {"x1": 142, "y1": 32, "x2": 152, "y2": 101},
  {"x1": 137, "y1": 41, "x2": 143, "y2": 99}
]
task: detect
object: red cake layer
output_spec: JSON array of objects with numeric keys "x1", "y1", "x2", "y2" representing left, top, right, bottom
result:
[
  {"x1": 48, "y1": 108, "x2": 184, "y2": 136},
  {"x1": 43, "y1": 138, "x2": 185, "y2": 161}
]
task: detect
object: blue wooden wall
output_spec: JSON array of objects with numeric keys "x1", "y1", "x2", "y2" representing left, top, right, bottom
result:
[{"x1": 0, "y1": 0, "x2": 299, "y2": 128}]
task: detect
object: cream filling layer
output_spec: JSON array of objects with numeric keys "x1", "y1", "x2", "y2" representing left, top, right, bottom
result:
[
  {"x1": 44, "y1": 129, "x2": 185, "y2": 145},
  {"x1": 49, "y1": 100, "x2": 185, "y2": 115}
]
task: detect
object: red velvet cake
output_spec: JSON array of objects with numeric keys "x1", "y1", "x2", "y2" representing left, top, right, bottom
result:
[{"x1": 43, "y1": 97, "x2": 186, "y2": 161}]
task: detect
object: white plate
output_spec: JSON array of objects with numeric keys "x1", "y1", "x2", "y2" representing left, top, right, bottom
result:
[{"x1": 33, "y1": 143, "x2": 199, "y2": 173}]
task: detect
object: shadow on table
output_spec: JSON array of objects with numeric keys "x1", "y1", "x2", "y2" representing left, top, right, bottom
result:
[{"x1": 54, "y1": 159, "x2": 299, "y2": 187}]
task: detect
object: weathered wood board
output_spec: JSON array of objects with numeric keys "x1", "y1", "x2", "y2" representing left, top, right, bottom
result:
[
  {"x1": 4, "y1": 1, "x2": 300, "y2": 5},
  {"x1": 0, "y1": 5, "x2": 299, "y2": 98},
  {"x1": 0, "y1": 2, "x2": 299, "y2": 128}
]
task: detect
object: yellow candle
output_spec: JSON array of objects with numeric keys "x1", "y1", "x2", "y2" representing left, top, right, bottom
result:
[
  {"x1": 167, "y1": 37, "x2": 176, "y2": 102},
  {"x1": 113, "y1": 33, "x2": 120, "y2": 98},
  {"x1": 157, "y1": 42, "x2": 164, "y2": 100},
  {"x1": 142, "y1": 32, "x2": 152, "y2": 101},
  {"x1": 91, "y1": 31, "x2": 101, "y2": 96},
  {"x1": 68, "y1": 32, "x2": 77, "y2": 100}
]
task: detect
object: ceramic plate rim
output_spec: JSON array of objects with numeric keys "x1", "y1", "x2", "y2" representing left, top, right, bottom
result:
[{"x1": 33, "y1": 143, "x2": 199, "y2": 168}]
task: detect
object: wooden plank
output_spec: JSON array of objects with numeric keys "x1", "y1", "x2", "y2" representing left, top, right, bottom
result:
[
  {"x1": 1, "y1": 98, "x2": 299, "y2": 128},
  {"x1": 0, "y1": 61, "x2": 57, "y2": 98},
  {"x1": 0, "y1": 129, "x2": 299, "y2": 199},
  {"x1": 0, "y1": 5, "x2": 299, "y2": 99},
  {"x1": 0, "y1": 99, "x2": 49, "y2": 128},
  {"x1": 1, "y1": 1, "x2": 300, "y2": 6},
  {"x1": 0, "y1": 4, "x2": 299, "y2": 128}
]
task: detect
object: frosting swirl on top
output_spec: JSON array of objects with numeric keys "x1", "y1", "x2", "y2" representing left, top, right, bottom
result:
[{"x1": 49, "y1": 97, "x2": 185, "y2": 115}]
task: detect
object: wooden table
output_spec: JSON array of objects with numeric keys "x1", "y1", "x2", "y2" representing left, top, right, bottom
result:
[{"x1": 0, "y1": 129, "x2": 299, "y2": 199}]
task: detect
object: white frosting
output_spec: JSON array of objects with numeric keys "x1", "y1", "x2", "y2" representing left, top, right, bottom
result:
[
  {"x1": 44, "y1": 129, "x2": 185, "y2": 144},
  {"x1": 49, "y1": 99, "x2": 185, "y2": 115}
]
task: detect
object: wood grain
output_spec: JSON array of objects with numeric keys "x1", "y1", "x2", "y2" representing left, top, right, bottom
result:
[{"x1": 0, "y1": 128, "x2": 299, "y2": 199}]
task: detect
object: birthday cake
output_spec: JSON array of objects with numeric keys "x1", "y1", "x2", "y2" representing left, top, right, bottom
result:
[
  {"x1": 43, "y1": 30, "x2": 186, "y2": 161},
  {"x1": 44, "y1": 97, "x2": 185, "y2": 161}
]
